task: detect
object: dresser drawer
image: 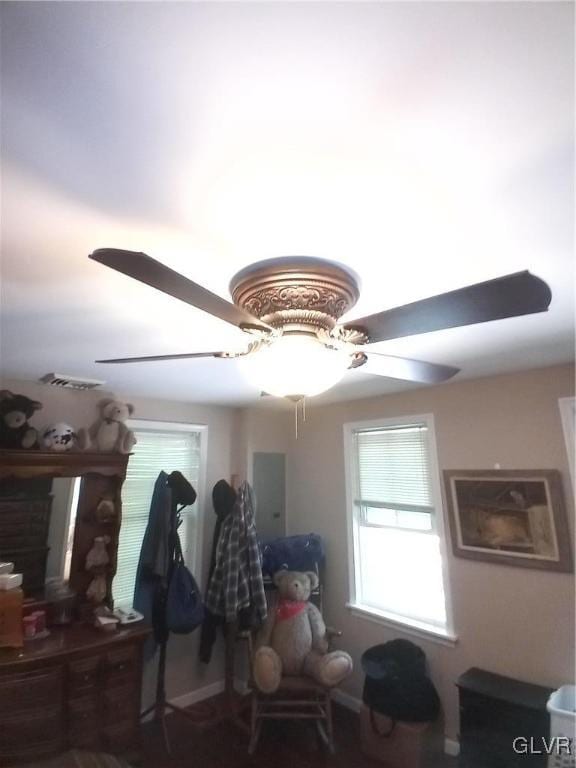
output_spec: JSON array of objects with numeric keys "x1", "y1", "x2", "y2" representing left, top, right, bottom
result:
[
  {"x1": 0, "y1": 666, "x2": 64, "y2": 714},
  {"x1": 68, "y1": 727, "x2": 102, "y2": 752},
  {"x1": 103, "y1": 720, "x2": 138, "y2": 753},
  {"x1": 68, "y1": 655, "x2": 101, "y2": 693},
  {"x1": 0, "y1": 707, "x2": 64, "y2": 760},
  {"x1": 67, "y1": 691, "x2": 102, "y2": 751},
  {"x1": 103, "y1": 644, "x2": 138, "y2": 685},
  {"x1": 103, "y1": 683, "x2": 137, "y2": 724},
  {"x1": 68, "y1": 692, "x2": 99, "y2": 727}
]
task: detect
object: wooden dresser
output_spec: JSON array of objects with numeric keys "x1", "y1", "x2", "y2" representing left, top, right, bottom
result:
[
  {"x1": 0, "y1": 623, "x2": 150, "y2": 764},
  {"x1": 0, "y1": 449, "x2": 150, "y2": 764}
]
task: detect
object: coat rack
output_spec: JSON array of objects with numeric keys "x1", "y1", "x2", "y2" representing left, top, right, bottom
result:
[
  {"x1": 223, "y1": 473, "x2": 251, "y2": 731},
  {"x1": 140, "y1": 471, "x2": 200, "y2": 754}
]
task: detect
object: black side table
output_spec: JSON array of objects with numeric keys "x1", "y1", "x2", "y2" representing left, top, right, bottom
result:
[{"x1": 457, "y1": 667, "x2": 553, "y2": 768}]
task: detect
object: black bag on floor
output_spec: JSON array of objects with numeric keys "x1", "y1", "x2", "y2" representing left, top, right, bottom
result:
[{"x1": 361, "y1": 639, "x2": 440, "y2": 735}]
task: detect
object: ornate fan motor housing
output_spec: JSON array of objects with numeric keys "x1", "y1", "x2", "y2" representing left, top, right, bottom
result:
[{"x1": 229, "y1": 256, "x2": 361, "y2": 334}]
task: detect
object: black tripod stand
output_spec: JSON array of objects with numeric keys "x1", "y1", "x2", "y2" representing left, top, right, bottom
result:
[{"x1": 140, "y1": 472, "x2": 200, "y2": 754}]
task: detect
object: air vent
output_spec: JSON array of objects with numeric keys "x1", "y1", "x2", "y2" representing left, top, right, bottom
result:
[{"x1": 39, "y1": 373, "x2": 106, "y2": 390}]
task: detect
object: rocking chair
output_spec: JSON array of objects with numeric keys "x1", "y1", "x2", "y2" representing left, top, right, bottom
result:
[{"x1": 243, "y1": 568, "x2": 345, "y2": 754}]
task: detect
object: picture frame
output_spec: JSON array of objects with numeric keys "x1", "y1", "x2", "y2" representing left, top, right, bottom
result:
[{"x1": 443, "y1": 469, "x2": 573, "y2": 572}]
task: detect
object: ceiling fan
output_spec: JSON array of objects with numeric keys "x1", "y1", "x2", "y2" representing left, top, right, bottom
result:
[{"x1": 89, "y1": 249, "x2": 552, "y2": 399}]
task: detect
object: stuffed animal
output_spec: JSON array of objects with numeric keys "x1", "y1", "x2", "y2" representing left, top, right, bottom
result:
[
  {"x1": 94, "y1": 497, "x2": 116, "y2": 524},
  {"x1": 0, "y1": 390, "x2": 42, "y2": 449},
  {"x1": 253, "y1": 570, "x2": 353, "y2": 694},
  {"x1": 80, "y1": 399, "x2": 137, "y2": 453},
  {"x1": 86, "y1": 574, "x2": 107, "y2": 604},
  {"x1": 85, "y1": 535, "x2": 111, "y2": 572},
  {"x1": 40, "y1": 422, "x2": 77, "y2": 452}
]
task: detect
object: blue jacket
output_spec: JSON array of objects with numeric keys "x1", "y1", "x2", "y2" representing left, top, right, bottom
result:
[{"x1": 133, "y1": 471, "x2": 173, "y2": 658}]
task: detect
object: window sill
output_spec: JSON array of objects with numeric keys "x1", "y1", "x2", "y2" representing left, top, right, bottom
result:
[{"x1": 346, "y1": 603, "x2": 458, "y2": 647}]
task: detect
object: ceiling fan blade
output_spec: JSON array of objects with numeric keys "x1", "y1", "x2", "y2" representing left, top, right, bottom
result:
[
  {"x1": 96, "y1": 351, "x2": 228, "y2": 364},
  {"x1": 357, "y1": 353, "x2": 460, "y2": 384},
  {"x1": 89, "y1": 249, "x2": 270, "y2": 331},
  {"x1": 343, "y1": 271, "x2": 551, "y2": 343}
]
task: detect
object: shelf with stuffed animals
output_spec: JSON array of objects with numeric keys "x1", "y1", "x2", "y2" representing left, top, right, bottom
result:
[
  {"x1": 0, "y1": 389, "x2": 136, "y2": 463},
  {"x1": 0, "y1": 390, "x2": 138, "y2": 631}
]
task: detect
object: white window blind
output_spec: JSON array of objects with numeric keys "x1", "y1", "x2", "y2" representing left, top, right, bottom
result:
[
  {"x1": 113, "y1": 427, "x2": 202, "y2": 608},
  {"x1": 356, "y1": 425, "x2": 433, "y2": 512},
  {"x1": 346, "y1": 416, "x2": 451, "y2": 635}
]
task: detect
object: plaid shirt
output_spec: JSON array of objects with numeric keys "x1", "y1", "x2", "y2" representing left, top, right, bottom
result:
[{"x1": 205, "y1": 481, "x2": 267, "y2": 624}]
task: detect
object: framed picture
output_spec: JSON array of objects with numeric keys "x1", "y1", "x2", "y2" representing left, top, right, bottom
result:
[{"x1": 443, "y1": 470, "x2": 573, "y2": 572}]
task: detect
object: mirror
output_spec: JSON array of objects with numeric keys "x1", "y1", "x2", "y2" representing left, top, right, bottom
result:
[
  {"x1": 46, "y1": 477, "x2": 81, "y2": 583},
  {"x1": 0, "y1": 475, "x2": 81, "y2": 595}
]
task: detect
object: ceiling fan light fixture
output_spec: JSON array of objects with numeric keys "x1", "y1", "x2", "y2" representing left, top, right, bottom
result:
[
  {"x1": 89, "y1": 251, "x2": 552, "y2": 401},
  {"x1": 239, "y1": 334, "x2": 352, "y2": 398}
]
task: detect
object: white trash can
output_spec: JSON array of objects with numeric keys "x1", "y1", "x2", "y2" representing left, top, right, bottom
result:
[{"x1": 547, "y1": 685, "x2": 576, "y2": 768}]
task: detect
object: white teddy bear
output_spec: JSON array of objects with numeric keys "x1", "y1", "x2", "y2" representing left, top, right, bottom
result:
[{"x1": 79, "y1": 399, "x2": 137, "y2": 453}]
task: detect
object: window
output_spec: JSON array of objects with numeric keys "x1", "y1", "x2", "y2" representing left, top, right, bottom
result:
[
  {"x1": 113, "y1": 420, "x2": 206, "y2": 608},
  {"x1": 344, "y1": 414, "x2": 454, "y2": 641}
]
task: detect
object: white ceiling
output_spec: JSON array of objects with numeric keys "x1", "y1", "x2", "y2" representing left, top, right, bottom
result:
[{"x1": 1, "y1": 2, "x2": 573, "y2": 407}]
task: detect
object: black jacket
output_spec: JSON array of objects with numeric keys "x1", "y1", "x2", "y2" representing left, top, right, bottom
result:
[{"x1": 198, "y1": 479, "x2": 236, "y2": 663}]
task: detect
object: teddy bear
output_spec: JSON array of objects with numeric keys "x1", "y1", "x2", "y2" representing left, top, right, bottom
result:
[
  {"x1": 79, "y1": 399, "x2": 137, "y2": 453},
  {"x1": 252, "y1": 570, "x2": 353, "y2": 694},
  {"x1": 0, "y1": 390, "x2": 42, "y2": 449}
]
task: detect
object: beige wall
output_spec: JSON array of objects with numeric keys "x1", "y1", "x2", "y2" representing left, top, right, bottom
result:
[
  {"x1": 284, "y1": 365, "x2": 575, "y2": 740},
  {"x1": 232, "y1": 407, "x2": 293, "y2": 485},
  {"x1": 4, "y1": 365, "x2": 575, "y2": 739},
  {"x1": 0, "y1": 377, "x2": 240, "y2": 706}
]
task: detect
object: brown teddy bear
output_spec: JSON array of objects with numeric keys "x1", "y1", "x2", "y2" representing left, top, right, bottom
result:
[
  {"x1": 0, "y1": 390, "x2": 42, "y2": 449},
  {"x1": 253, "y1": 570, "x2": 353, "y2": 694}
]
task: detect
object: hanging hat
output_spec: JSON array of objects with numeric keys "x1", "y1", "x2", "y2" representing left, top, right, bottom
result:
[
  {"x1": 167, "y1": 471, "x2": 197, "y2": 507},
  {"x1": 212, "y1": 479, "x2": 236, "y2": 519}
]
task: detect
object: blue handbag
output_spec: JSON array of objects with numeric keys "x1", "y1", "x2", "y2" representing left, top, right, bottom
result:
[{"x1": 166, "y1": 533, "x2": 204, "y2": 634}]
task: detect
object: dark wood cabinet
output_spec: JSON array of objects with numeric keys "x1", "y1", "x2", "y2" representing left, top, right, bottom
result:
[
  {"x1": 0, "y1": 450, "x2": 151, "y2": 763},
  {"x1": 0, "y1": 623, "x2": 149, "y2": 764},
  {"x1": 458, "y1": 667, "x2": 553, "y2": 768}
]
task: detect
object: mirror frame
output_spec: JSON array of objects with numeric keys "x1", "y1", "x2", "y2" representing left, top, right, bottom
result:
[{"x1": 0, "y1": 450, "x2": 129, "y2": 610}]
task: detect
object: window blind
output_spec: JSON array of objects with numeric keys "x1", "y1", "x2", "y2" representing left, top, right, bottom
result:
[
  {"x1": 355, "y1": 425, "x2": 433, "y2": 509},
  {"x1": 113, "y1": 428, "x2": 201, "y2": 608}
]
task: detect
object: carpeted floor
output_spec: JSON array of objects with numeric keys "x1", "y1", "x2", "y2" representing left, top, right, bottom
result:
[{"x1": 140, "y1": 694, "x2": 458, "y2": 768}]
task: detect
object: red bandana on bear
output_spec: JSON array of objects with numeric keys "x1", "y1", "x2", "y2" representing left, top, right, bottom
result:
[{"x1": 276, "y1": 599, "x2": 307, "y2": 622}]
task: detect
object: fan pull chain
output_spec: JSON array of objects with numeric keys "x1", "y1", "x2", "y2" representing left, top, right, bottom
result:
[
  {"x1": 302, "y1": 397, "x2": 306, "y2": 422},
  {"x1": 294, "y1": 400, "x2": 298, "y2": 439}
]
